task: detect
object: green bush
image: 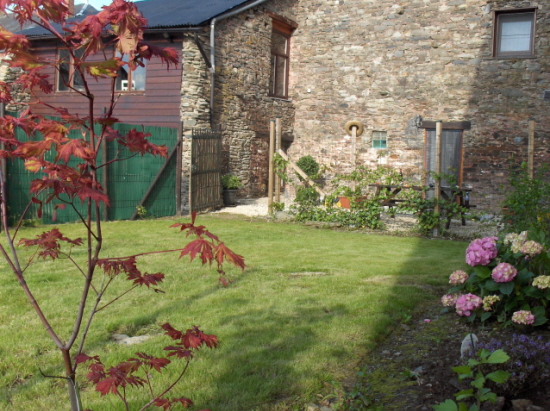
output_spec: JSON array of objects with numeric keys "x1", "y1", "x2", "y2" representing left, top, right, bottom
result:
[
  {"x1": 221, "y1": 174, "x2": 242, "y2": 189},
  {"x1": 501, "y1": 162, "x2": 550, "y2": 234},
  {"x1": 295, "y1": 186, "x2": 319, "y2": 204},
  {"x1": 296, "y1": 155, "x2": 320, "y2": 180}
]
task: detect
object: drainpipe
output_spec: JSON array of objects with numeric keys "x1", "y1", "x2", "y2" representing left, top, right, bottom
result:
[{"x1": 209, "y1": 0, "x2": 269, "y2": 127}]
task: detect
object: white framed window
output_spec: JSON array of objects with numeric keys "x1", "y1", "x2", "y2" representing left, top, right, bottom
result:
[
  {"x1": 115, "y1": 52, "x2": 146, "y2": 92},
  {"x1": 372, "y1": 131, "x2": 387, "y2": 149},
  {"x1": 494, "y1": 9, "x2": 536, "y2": 57}
]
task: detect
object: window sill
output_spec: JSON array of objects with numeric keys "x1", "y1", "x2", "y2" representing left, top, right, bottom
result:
[
  {"x1": 269, "y1": 96, "x2": 292, "y2": 102},
  {"x1": 485, "y1": 54, "x2": 536, "y2": 60}
]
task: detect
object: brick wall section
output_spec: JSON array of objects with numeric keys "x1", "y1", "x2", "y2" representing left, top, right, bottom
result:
[{"x1": 288, "y1": 0, "x2": 550, "y2": 211}]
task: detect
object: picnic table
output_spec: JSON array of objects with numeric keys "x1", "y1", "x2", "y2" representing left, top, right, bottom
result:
[{"x1": 369, "y1": 184, "x2": 475, "y2": 227}]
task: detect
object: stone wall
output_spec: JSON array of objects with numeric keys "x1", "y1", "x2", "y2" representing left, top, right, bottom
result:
[
  {"x1": 213, "y1": 0, "x2": 297, "y2": 197},
  {"x1": 288, "y1": 0, "x2": 550, "y2": 211}
]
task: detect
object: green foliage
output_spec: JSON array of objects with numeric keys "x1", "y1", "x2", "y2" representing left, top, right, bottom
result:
[
  {"x1": 397, "y1": 171, "x2": 467, "y2": 233},
  {"x1": 323, "y1": 370, "x2": 384, "y2": 411},
  {"x1": 135, "y1": 205, "x2": 150, "y2": 219},
  {"x1": 272, "y1": 201, "x2": 285, "y2": 211},
  {"x1": 295, "y1": 187, "x2": 320, "y2": 205},
  {"x1": 296, "y1": 155, "x2": 320, "y2": 180},
  {"x1": 501, "y1": 161, "x2": 550, "y2": 234},
  {"x1": 470, "y1": 333, "x2": 550, "y2": 397},
  {"x1": 433, "y1": 349, "x2": 510, "y2": 411},
  {"x1": 273, "y1": 153, "x2": 290, "y2": 182},
  {"x1": 221, "y1": 174, "x2": 242, "y2": 189}
]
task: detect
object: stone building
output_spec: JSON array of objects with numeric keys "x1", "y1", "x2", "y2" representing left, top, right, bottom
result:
[
  {"x1": 8, "y1": 0, "x2": 550, "y2": 212},
  {"x1": 200, "y1": 0, "x2": 550, "y2": 210}
]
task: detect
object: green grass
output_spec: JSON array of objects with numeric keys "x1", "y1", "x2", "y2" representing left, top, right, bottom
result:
[{"x1": 0, "y1": 214, "x2": 468, "y2": 410}]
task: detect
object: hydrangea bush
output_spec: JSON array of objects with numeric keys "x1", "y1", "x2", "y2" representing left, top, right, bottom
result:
[{"x1": 441, "y1": 231, "x2": 550, "y2": 327}]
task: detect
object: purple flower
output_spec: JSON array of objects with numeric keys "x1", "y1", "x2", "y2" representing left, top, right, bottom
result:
[
  {"x1": 491, "y1": 263, "x2": 518, "y2": 283},
  {"x1": 466, "y1": 237, "x2": 498, "y2": 266},
  {"x1": 455, "y1": 293, "x2": 483, "y2": 316}
]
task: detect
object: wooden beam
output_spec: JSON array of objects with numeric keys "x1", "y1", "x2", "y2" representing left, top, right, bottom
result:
[
  {"x1": 420, "y1": 120, "x2": 471, "y2": 130},
  {"x1": 268, "y1": 120, "x2": 275, "y2": 214},
  {"x1": 275, "y1": 118, "x2": 282, "y2": 203},
  {"x1": 276, "y1": 149, "x2": 326, "y2": 197},
  {"x1": 175, "y1": 121, "x2": 183, "y2": 216},
  {"x1": 130, "y1": 140, "x2": 181, "y2": 220},
  {"x1": 528, "y1": 119, "x2": 535, "y2": 179}
]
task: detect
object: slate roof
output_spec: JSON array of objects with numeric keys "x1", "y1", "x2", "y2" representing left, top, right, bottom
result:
[
  {"x1": 0, "y1": 4, "x2": 97, "y2": 33},
  {"x1": 15, "y1": 0, "x2": 256, "y2": 37}
]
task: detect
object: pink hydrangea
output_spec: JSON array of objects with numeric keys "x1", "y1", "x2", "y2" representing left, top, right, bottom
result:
[
  {"x1": 455, "y1": 293, "x2": 483, "y2": 316},
  {"x1": 520, "y1": 240, "x2": 544, "y2": 257},
  {"x1": 449, "y1": 270, "x2": 469, "y2": 285},
  {"x1": 491, "y1": 263, "x2": 518, "y2": 283},
  {"x1": 466, "y1": 237, "x2": 498, "y2": 266},
  {"x1": 441, "y1": 294, "x2": 459, "y2": 307},
  {"x1": 512, "y1": 310, "x2": 535, "y2": 325}
]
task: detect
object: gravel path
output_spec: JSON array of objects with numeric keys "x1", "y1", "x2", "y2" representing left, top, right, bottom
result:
[{"x1": 212, "y1": 197, "x2": 498, "y2": 239}]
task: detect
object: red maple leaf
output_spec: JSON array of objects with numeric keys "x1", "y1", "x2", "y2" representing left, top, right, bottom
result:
[
  {"x1": 132, "y1": 272, "x2": 165, "y2": 288},
  {"x1": 95, "y1": 376, "x2": 119, "y2": 396},
  {"x1": 163, "y1": 346, "x2": 193, "y2": 359},
  {"x1": 56, "y1": 138, "x2": 95, "y2": 163},
  {"x1": 213, "y1": 242, "x2": 246, "y2": 270},
  {"x1": 161, "y1": 323, "x2": 183, "y2": 341},
  {"x1": 117, "y1": 128, "x2": 167, "y2": 157},
  {"x1": 179, "y1": 239, "x2": 214, "y2": 265},
  {"x1": 134, "y1": 352, "x2": 170, "y2": 372}
]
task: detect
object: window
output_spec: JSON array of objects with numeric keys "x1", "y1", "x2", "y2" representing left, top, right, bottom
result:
[
  {"x1": 494, "y1": 9, "x2": 535, "y2": 57},
  {"x1": 372, "y1": 131, "x2": 387, "y2": 149},
  {"x1": 115, "y1": 53, "x2": 146, "y2": 92},
  {"x1": 269, "y1": 20, "x2": 292, "y2": 99},
  {"x1": 425, "y1": 129, "x2": 463, "y2": 187},
  {"x1": 57, "y1": 49, "x2": 85, "y2": 91}
]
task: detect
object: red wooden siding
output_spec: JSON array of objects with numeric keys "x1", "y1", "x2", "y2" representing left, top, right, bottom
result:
[{"x1": 29, "y1": 38, "x2": 183, "y2": 128}]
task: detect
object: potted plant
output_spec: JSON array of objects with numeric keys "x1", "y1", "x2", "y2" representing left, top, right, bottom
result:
[{"x1": 221, "y1": 174, "x2": 242, "y2": 206}]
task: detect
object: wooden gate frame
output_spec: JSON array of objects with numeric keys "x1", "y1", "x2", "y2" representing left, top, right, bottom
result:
[{"x1": 189, "y1": 128, "x2": 223, "y2": 213}]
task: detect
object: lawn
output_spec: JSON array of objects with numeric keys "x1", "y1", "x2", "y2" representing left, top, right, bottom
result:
[{"x1": 0, "y1": 214, "x2": 468, "y2": 410}]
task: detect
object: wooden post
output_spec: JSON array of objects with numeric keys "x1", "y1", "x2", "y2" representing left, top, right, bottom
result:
[
  {"x1": 528, "y1": 119, "x2": 535, "y2": 179},
  {"x1": 434, "y1": 120, "x2": 443, "y2": 236},
  {"x1": 175, "y1": 122, "x2": 183, "y2": 216},
  {"x1": 101, "y1": 117, "x2": 108, "y2": 221},
  {"x1": 0, "y1": 102, "x2": 5, "y2": 232},
  {"x1": 275, "y1": 118, "x2": 282, "y2": 203},
  {"x1": 351, "y1": 126, "x2": 357, "y2": 191},
  {"x1": 268, "y1": 120, "x2": 275, "y2": 214}
]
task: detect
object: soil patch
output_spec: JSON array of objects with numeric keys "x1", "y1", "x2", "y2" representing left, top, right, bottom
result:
[{"x1": 356, "y1": 299, "x2": 550, "y2": 411}]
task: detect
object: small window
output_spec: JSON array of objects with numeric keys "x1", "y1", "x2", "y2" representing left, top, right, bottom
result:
[
  {"x1": 115, "y1": 53, "x2": 146, "y2": 92},
  {"x1": 269, "y1": 20, "x2": 293, "y2": 99},
  {"x1": 57, "y1": 48, "x2": 85, "y2": 92},
  {"x1": 372, "y1": 131, "x2": 387, "y2": 149},
  {"x1": 494, "y1": 9, "x2": 535, "y2": 57}
]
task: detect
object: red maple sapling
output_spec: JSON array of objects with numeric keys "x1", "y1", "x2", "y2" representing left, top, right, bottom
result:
[{"x1": 0, "y1": 0, "x2": 244, "y2": 409}]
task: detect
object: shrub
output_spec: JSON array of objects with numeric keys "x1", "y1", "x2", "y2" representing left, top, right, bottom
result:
[
  {"x1": 441, "y1": 231, "x2": 550, "y2": 327},
  {"x1": 296, "y1": 155, "x2": 320, "y2": 180},
  {"x1": 501, "y1": 161, "x2": 550, "y2": 234},
  {"x1": 221, "y1": 174, "x2": 242, "y2": 189},
  {"x1": 472, "y1": 334, "x2": 550, "y2": 397}
]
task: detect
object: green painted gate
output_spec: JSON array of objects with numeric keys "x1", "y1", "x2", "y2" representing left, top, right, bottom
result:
[{"x1": 5, "y1": 114, "x2": 179, "y2": 224}]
